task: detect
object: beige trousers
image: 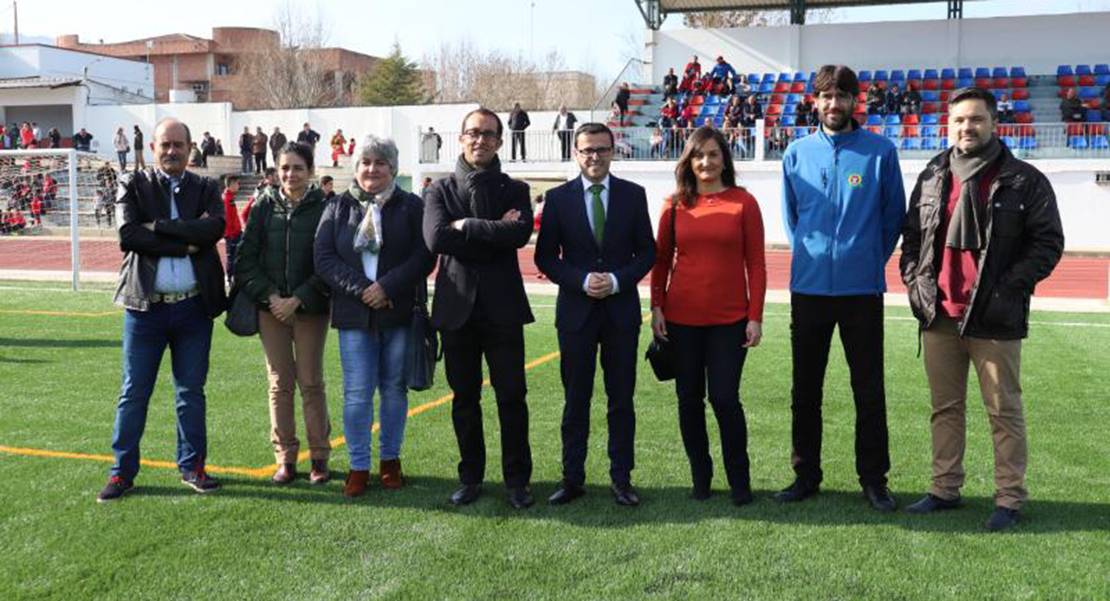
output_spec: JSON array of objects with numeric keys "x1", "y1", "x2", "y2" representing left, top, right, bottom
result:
[
  {"x1": 923, "y1": 314, "x2": 1027, "y2": 509},
  {"x1": 258, "y1": 310, "x2": 331, "y2": 464}
]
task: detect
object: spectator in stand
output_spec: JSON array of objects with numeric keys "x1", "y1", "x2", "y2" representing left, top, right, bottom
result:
[
  {"x1": 509, "y1": 102, "x2": 531, "y2": 162},
  {"x1": 19, "y1": 122, "x2": 34, "y2": 149},
  {"x1": 113, "y1": 127, "x2": 130, "y2": 171},
  {"x1": 660, "y1": 97, "x2": 679, "y2": 129},
  {"x1": 615, "y1": 82, "x2": 631, "y2": 126},
  {"x1": 133, "y1": 126, "x2": 145, "y2": 169},
  {"x1": 253, "y1": 127, "x2": 269, "y2": 173},
  {"x1": 7, "y1": 123, "x2": 19, "y2": 149},
  {"x1": 684, "y1": 55, "x2": 701, "y2": 83},
  {"x1": 554, "y1": 105, "x2": 578, "y2": 161},
  {"x1": 1061, "y1": 87, "x2": 1085, "y2": 122},
  {"x1": 49, "y1": 128, "x2": 62, "y2": 149},
  {"x1": 347, "y1": 137, "x2": 356, "y2": 156},
  {"x1": 7, "y1": 210, "x2": 25, "y2": 234},
  {"x1": 740, "y1": 93, "x2": 762, "y2": 127},
  {"x1": 200, "y1": 132, "x2": 217, "y2": 168},
  {"x1": 188, "y1": 142, "x2": 204, "y2": 167},
  {"x1": 886, "y1": 84, "x2": 904, "y2": 117},
  {"x1": 239, "y1": 126, "x2": 254, "y2": 174},
  {"x1": 709, "y1": 56, "x2": 737, "y2": 95},
  {"x1": 320, "y1": 175, "x2": 335, "y2": 199},
  {"x1": 296, "y1": 122, "x2": 321, "y2": 149},
  {"x1": 95, "y1": 187, "x2": 113, "y2": 228},
  {"x1": 32, "y1": 122, "x2": 41, "y2": 143},
  {"x1": 795, "y1": 98, "x2": 812, "y2": 127},
  {"x1": 734, "y1": 74, "x2": 751, "y2": 100},
  {"x1": 1104, "y1": 84, "x2": 1110, "y2": 121},
  {"x1": 30, "y1": 195, "x2": 43, "y2": 226},
  {"x1": 650, "y1": 126, "x2": 666, "y2": 158},
  {"x1": 997, "y1": 93, "x2": 1015, "y2": 124},
  {"x1": 330, "y1": 129, "x2": 348, "y2": 168},
  {"x1": 0, "y1": 210, "x2": 8, "y2": 234},
  {"x1": 43, "y1": 175, "x2": 57, "y2": 204},
  {"x1": 73, "y1": 128, "x2": 93, "y2": 152},
  {"x1": 679, "y1": 102, "x2": 698, "y2": 129},
  {"x1": 902, "y1": 86, "x2": 922, "y2": 115},
  {"x1": 663, "y1": 67, "x2": 679, "y2": 100},
  {"x1": 215, "y1": 139, "x2": 224, "y2": 155},
  {"x1": 419, "y1": 176, "x2": 433, "y2": 196},
  {"x1": 421, "y1": 127, "x2": 442, "y2": 163},
  {"x1": 531, "y1": 194, "x2": 544, "y2": 233},
  {"x1": 867, "y1": 83, "x2": 887, "y2": 115},
  {"x1": 269, "y1": 127, "x2": 287, "y2": 165},
  {"x1": 726, "y1": 95, "x2": 744, "y2": 128},
  {"x1": 608, "y1": 101, "x2": 623, "y2": 126},
  {"x1": 222, "y1": 174, "x2": 242, "y2": 284}
]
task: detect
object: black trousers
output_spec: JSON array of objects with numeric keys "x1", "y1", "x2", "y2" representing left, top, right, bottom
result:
[
  {"x1": 790, "y1": 294, "x2": 890, "y2": 487},
  {"x1": 557, "y1": 306, "x2": 638, "y2": 486},
  {"x1": 669, "y1": 320, "x2": 751, "y2": 494},
  {"x1": 254, "y1": 152, "x2": 267, "y2": 173},
  {"x1": 558, "y1": 131, "x2": 573, "y2": 161},
  {"x1": 511, "y1": 131, "x2": 527, "y2": 161},
  {"x1": 441, "y1": 308, "x2": 532, "y2": 488}
]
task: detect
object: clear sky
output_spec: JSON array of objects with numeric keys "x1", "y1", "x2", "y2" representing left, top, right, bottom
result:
[{"x1": 3, "y1": 0, "x2": 1109, "y2": 85}]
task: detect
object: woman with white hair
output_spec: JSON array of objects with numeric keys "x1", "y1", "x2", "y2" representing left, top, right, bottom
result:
[{"x1": 314, "y1": 134, "x2": 435, "y2": 497}]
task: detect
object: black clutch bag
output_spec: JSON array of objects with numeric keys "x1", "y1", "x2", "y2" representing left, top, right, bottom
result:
[{"x1": 645, "y1": 337, "x2": 675, "y2": 381}]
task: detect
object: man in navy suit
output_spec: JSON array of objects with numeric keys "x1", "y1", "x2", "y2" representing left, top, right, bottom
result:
[{"x1": 534, "y1": 122, "x2": 656, "y2": 506}]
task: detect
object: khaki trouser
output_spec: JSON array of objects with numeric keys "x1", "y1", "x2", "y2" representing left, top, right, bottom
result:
[
  {"x1": 258, "y1": 310, "x2": 331, "y2": 464},
  {"x1": 923, "y1": 314, "x2": 1027, "y2": 509}
]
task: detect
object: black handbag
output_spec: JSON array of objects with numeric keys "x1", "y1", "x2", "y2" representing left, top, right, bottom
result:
[
  {"x1": 224, "y1": 285, "x2": 258, "y2": 337},
  {"x1": 645, "y1": 201, "x2": 677, "y2": 381},
  {"x1": 406, "y1": 281, "x2": 439, "y2": 391}
]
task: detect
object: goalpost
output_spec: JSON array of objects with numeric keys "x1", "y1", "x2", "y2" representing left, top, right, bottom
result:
[{"x1": 0, "y1": 148, "x2": 122, "y2": 291}]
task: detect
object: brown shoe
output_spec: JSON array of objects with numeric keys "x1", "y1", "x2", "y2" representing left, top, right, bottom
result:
[
  {"x1": 344, "y1": 470, "x2": 369, "y2": 497},
  {"x1": 272, "y1": 463, "x2": 296, "y2": 485},
  {"x1": 380, "y1": 458, "x2": 404, "y2": 489},
  {"x1": 309, "y1": 459, "x2": 330, "y2": 485}
]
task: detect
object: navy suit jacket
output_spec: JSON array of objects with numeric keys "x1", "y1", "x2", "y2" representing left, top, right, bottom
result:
[{"x1": 534, "y1": 174, "x2": 655, "y2": 332}]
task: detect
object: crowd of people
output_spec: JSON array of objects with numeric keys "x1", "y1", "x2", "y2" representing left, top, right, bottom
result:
[
  {"x1": 0, "y1": 165, "x2": 61, "y2": 235},
  {"x1": 91, "y1": 70, "x2": 1065, "y2": 535}
]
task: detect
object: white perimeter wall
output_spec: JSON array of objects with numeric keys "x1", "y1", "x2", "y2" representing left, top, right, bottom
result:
[{"x1": 646, "y1": 12, "x2": 1110, "y2": 81}]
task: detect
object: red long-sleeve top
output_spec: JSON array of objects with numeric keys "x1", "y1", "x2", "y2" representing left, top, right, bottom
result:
[
  {"x1": 650, "y1": 186, "x2": 767, "y2": 326},
  {"x1": 222, "y1": 189, "x2": 242, "y2": 239}
]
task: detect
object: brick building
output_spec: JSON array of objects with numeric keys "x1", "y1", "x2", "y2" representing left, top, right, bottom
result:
[{"x1": 56, "y1": 27, "x2": 379, "y2": 109}]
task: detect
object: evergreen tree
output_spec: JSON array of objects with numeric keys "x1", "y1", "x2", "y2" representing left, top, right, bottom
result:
[{"x1": 357, "y1": 42, "x2": 425, "y2": 106}]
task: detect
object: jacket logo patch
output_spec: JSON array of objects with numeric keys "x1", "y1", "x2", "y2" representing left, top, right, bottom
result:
[{"x1": 847, "y1": 174, "x2": 863, "y2": 188}]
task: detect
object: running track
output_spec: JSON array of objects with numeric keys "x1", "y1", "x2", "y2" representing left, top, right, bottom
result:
[{"x1": 1, "y1": 237, "x2": 1105, "y2": 299}]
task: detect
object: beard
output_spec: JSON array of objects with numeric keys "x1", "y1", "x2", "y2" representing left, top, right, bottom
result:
[{"x1": 821, "y1": 110, "x2": 851, "y2": 132}]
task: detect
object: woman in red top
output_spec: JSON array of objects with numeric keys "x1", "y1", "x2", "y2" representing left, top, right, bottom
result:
[{"x1": 650, "y1": 126, "x2": 767, "y2": 505}]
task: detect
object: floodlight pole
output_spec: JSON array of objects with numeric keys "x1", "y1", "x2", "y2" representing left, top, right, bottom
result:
[{"x1": 68, "y1": 149, "x2": 79, "y2": 291}]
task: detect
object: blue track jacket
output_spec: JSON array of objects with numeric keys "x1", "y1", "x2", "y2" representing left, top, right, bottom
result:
[{"x1": 782, "y1": 124, "x2": 906, "y2": 295}]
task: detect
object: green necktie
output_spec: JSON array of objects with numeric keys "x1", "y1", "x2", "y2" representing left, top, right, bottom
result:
[{"x1": 590, "y1": 184, "x2": 605, "y2": 246}]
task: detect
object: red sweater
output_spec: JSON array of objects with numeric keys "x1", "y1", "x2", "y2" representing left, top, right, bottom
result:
[
  {"x1": 937, "y1": 164, "x2": 998, "y2": 319},
  {"x1": 222, "y1": 189, "x2": 242, "y2": 239},
  {"x1": 650, "y1": 186, "x2": 767, "y2": 325}
]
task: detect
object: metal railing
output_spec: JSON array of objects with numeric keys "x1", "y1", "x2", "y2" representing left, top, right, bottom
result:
[{"x1": 591, "y1": 58, "x2": 647, "y2": 123}]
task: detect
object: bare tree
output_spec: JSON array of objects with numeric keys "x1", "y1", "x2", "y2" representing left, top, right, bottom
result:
[
  {"x1": 237, "y1": 1, "x2": 338, "y2": 109},
  {"x1": 684, "y1": 9, "x2": 836, "y2": 28}
]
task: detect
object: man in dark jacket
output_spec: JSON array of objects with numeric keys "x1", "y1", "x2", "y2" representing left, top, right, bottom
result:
[
  {"x1": 269, "y1": 126, "x2": 287, "y2": 164},
  {"x1": 97, "y1": 118, "x2": 228, "y2": 503},
  {"x1": 238, "y1": 126, "x2": 253, "y2": 174},
  {"x1": 508, "y1": 102, "x2": 531, "y2": 162},
  {"x1": 296, "y1": 122, "x2": 321, "y2": 148},
  {"x1": 900, "y1": 87, "x2": 1064, "y2": 531},
  {"x1": 423, "y1": 108, "x2": 535, "y2": 509},
  {"x1": 1060, "y1": 87, "x2": 1085, "y2": 123}
]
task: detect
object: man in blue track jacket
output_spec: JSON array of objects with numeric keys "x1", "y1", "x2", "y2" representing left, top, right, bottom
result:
[{"x1": 777, "y1": 65, "x2": 906, "y2": 512}]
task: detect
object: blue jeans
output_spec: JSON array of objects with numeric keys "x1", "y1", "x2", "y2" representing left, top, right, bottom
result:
[
  {"x1": 241, "y1": 153, "x2": 252, "y2": 173},
  {"x1": 337, "y1": 327, "x2": 409, "y2": 471},
  {"x1": 110, "y1": 296, "x2": 213, "y2": 481}
]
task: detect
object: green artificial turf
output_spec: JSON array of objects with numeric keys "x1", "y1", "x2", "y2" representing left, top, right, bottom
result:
[{"x1": 1, "y1": 285, "x2": 1107, "y2": 600}]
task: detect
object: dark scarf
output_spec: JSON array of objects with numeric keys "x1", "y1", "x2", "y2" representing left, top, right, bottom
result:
[
  {"x1": 454, "y1": 154, "x2": 504, "y2": 219},
  {"x1": 946, "y1": 136, "x2": 1002, "y2": 251}
]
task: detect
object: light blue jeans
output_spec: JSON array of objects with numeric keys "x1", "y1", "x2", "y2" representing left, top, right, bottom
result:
[{"x1": 337, "y1": 327, "x2": 409, "y2": 471}]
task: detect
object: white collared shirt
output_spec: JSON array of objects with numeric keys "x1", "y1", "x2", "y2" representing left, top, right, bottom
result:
[
  {"x1": 153, "y1": 172, "x2": 199, "y2": 294},
  {"x1": 579, "y1": 174, "x2": 619, "y2": 294}
]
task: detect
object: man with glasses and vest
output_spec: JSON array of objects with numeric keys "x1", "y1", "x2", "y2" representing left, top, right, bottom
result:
[
  {"x1": 900, "y1": 87, "x2": 1063, "y2": 531},
  {"x1": 97, "y1": 118, "x2": 228, "y2": 502},
  {"x1": 423, "y1": 108, "x2": 536, "y2": 509},
  {"x1": 535, "y1": 123, "x2": 656, "y2": 507}
]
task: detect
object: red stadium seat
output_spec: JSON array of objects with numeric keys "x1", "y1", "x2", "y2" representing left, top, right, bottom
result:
[
  {"x1": 1012, "y1": 89, "x2": 1030, "y2": 100},
  {"x1": 907, "y1": 80, "x2": 922, "y2": 91},
  {"x1": 767, "y1": 104, "x2": 783, "y2": 115},
  {"x1": 939, "y1": 90, "x2": 952, "y2": 102},
  {"x1": 774, "y1": 82, "x2": 789, "y2": 93},
  {"x1": 939, "y1": 102, "x2": 949, "y2": 113},
  {"x1": 1089, "y1": 124, "x2": 1106, "y2": 136},
  {"x1": 976, "y1": 78, "x2": 992, "y2": 88},
  {"x1": 764, "y1": 116, "x2": 778, "y2": 126},
  {"x1": 1018, "y1": 125, "x2": 1035, "y2": 137},
  {"x1": 691, "y1": 95, "x2": 705, "y2": 105},
  {"x1": 804, "y1": 94, "x2": 815, "y2": 103},
  {"x1": 1011, "y1": 77, "x2": 1028, "y2": 88},
  {"x1": 1079, "y1": 75, "x2": 1096, "y2": 87},
  {"x1": 997, "y1": 125, "x2": 1016, "y2": 137},
  {"x1": 993, "y1": 78, "x2": 1009, "y2": 89},
  {"x1": 1015, "y1": 113, "x2": 1033, "y2": 124},
  {"x1": 1085, "y1": 99, "x2": 1102, "y2": 110},
  {"x1": 771, "y1": 94, "x2": 786, "y2": 105},
  {"x1": 859, "y1": 81, "x2": 871, "y2": 92},
  {"x1": 867, "y1": 125, "x2": 882, "y2": 134},
  {"x1": 903, "y1": 114, "x2": 920, "y2": 125},
  {"x1": 1066, "y1": 123, "x2": 1085, "y2": 136},
  {"x1": 941, "y1": 80, "x2": 956, "y2": 90},
  {"x1": 791, "y1": 82, "x2": 806, "y2": 93},
  {"x1": 922, "y1": 103, "x2": 937, "y2": 114},
  {"x1": 1058, "y1": 75, "x2": 1075, "y2": 87},
  {"x1": 923, "y1": 79, "x2": 939, "y2": 90},
  {"x1": 904, "y1": 125, "x2": 920, "y2": 137},
  {"x1": 857, "y1": 92, "x2": 867, "y2": 103},
  {"x1": 854, "y1": 104, "x2": 868, "y2": 114},
  {"x1": 1058, "y1": 87, "x2": 1074, "y2": 98}
]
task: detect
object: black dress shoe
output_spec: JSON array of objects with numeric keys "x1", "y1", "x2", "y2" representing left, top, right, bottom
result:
[
  {"x1": 905, "y1": 493, "x2": 962, "y2": 514},
  {"x1": 611, "y1": 482, "x2": 640, "y2": 507},
  {"x1": 863, "y1": 485, "x2": 898, "y2": 512},
  {"x1": 508, "y1": 486, "x2": 534, "y2": 509},
  {"x1": 985, "y1": 506, "x2": 1020, "y2": 532},
  {"x1": 732, "y1": 488, "x2": 754, "y2": 507},
  {"x1": 774, "y1": 479, "x2": 819, "y2": 503},
  {"x1": 548, "y1": 482, "x2": 586, "y2": 505},
  {"x1": 449, "y1": 484, "x2": 482, "y2": 506}
]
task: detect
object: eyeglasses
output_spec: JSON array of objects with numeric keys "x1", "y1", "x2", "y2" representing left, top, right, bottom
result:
[
  {"x1": 576, "y1": 147, "x2": 613, "y2": 157},
  {"x1": 463, "y1": 129, "x2": 499, "y2": 141}
]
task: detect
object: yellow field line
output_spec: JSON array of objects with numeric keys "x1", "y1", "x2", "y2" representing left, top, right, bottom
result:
[
  {"x1": 0, "y1": 350, "x2": 564, "y2": 480},
  {"x1": 0, "y1": 309, "x2": 118, "y2": 317}
]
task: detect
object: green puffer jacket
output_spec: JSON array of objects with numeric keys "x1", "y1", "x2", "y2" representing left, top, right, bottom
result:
[{"x1": 234, "y1": 185, "x2": 331, "y2": 314}]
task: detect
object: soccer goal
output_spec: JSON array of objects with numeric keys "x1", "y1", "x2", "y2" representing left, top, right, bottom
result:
[{"x1": 0, "y1": 148, "x2": 123, "y2": 290}]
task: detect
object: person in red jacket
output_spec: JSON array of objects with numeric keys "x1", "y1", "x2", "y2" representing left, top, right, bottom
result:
[
  {"x1": 30, "y1": 196, "x2": 44, "y2": 226},
  {"x1": 8, "y1": 209, "x2": 26, "y2": 233},
  {"x1": 650, "y1": 126, "x2": 766, "y2": 506},
  {"x1": 222, "y1": 174, "x2": 242, "y2": 283}
]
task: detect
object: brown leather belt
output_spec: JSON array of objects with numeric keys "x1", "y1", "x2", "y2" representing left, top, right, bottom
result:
[{"x1": 152, "y1": 289, "x2": 200, "y2": 304}]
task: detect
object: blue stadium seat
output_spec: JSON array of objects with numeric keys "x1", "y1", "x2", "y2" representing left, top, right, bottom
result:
[
  {"x1": 1018, "y1": 137, "x2": 1037, "y2": 149},
  {"x1": 778, "y1": 73, "x2": 792, "y2": 82},
  {"x1": 900, "y1": 138, "x2": 921, "y2": 150},
  {"x1": 1013, "y1": 100, "x2": 1031, "y2": 113},
  {"x1": 1076, "y1": 64, "x2": 1092, "y2": 76},
  {"x1": 992, "y1": 67, "x2": 1009, "y2": 78},
  {"x1": 921, "y1": 125, "x2": 939, "y2": 137},
  {"x1": 908, "y1": 69, "x2": 923, "y2": 81},
  {"x1": 793, "y1": 127, "x2": 811, "y2": 138},
  {"x1": 957, "y1": 77, "x2": 974, "y2": 88},
  {"x1": 883, "y1": 126, "x2": 901, "y2": 138},
  {"x1": 975, "y1": 67, "x2": 990, "y2": 78},
  {"x1": 787, "y1": 94, "x2": 802, "y2": 104},
  {"x1": 1080, "y1": 87, "x2": 1100, "y2": 99},
  {"x1": 1057, "y1": 65, "x2": 1073, "y2": 76},
  {"x1": 924, "y1": 68, "x2": 940, "y2": 80},
  {"x1": 858, "y1": 70, "x2": 872, "y2": 82},
  {"x1": 780, "y1": 115, "x2": 797, "y2": 126},
  {"x1": 885, "y1": 114, "x2": 902, "y2": 125},
  {"x1": 958, "y1": 67, "x2": 973, "y2": 79},
  {"x1": 748, "y1": 73, "x2": 762, "y2": 84},
  {"x1": 699, "y1": 104, "x2": 716, "y2": 117},
  {"x1": 1092, "y1": 137, "x2": 1110, "y2": 149},
  {"x1": 1086, "y1": 110, "x2": 1103, "y2": 122},
  {"x1": 874, "y1": 70, "x2": 889, "y2": 82},
  {"x1": 922, "y1": 137, "x2": 941, "y2": 150},
  {"x1": 922, "y1": 114, "x2": 939, "y2": 125},
  {"x1": 713, "y1": 115, "x2": 725, "y2": 128},
  {"x1": 1068, "y1": 136, "x2": 1089, "y2": 149},
  {"x1": 793, "y1": 72, "x2": 807, "y2": 82},
  {"x1": 1097, "y1": 74, "x2": 1110, "y2": 87},
  {"x1": 992, "y1": 90, "x2": 1004, "y2": 100},
  {"x1": 1011, "y1": 66, "x2": 1027, "y2": 78},
  {"x1": 704, "y1": 95, "x2": 721, "y2": 105},
  {"x1": 1001, "y1": 136, "x2": 1018, "y2": 149},
  {"x1": 890, "y1": 70, "x2": 906, "y2": 82},
  {"x1": 866, "y1": 114, "x2": 883, "y2": 126},
  {"x1": 717, "y1": 104, "x2": 728, "y2": 116},
  {"x1": 759, "y1": 82, "x2": 775, "y2": 93},
  {"x1": 694, "y1": 115, "x2": 708, "y2": 127},
  {"x1": 761, "y1": 73, "x2": 776, "y2": 83},
  {"x1": 783, "y1": 104, "x2": 797, "y2": 115},
  {"x1": 941, "y1": 68, "x2": 956, "y2": 80},
  {"x1": 1095, "y1": 64, "x2": 1110, "y2": 75}
]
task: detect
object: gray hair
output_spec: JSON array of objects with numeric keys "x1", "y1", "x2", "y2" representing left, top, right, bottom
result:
[{"x1": 353, "y1": 134, "x2": 399, "y2": 177}]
